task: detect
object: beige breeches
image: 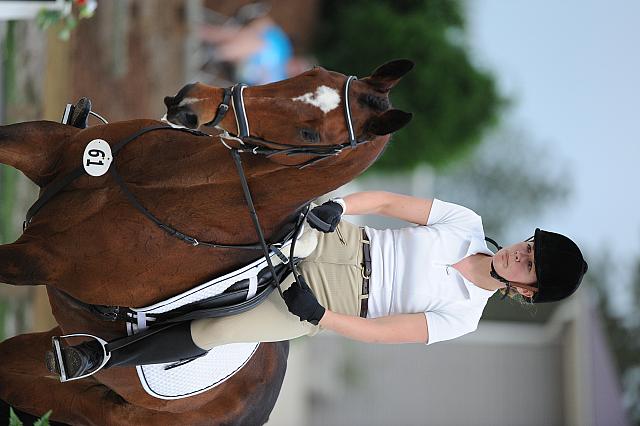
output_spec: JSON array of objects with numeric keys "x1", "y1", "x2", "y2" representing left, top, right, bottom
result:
[{"x1": 191, "y1": 220, "x2": 366, "y2": 350}]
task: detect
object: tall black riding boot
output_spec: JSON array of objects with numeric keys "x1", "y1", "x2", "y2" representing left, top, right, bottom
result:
[
  {"x1": 45, "y1": 321, "x2": 208, "y2": 380},
  {"x1": 106, "y1": 321, "x2": 208, "y2": 368}
]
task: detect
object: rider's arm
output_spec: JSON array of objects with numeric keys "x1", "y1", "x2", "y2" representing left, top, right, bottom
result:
[
  {"x1": 341, "y1": 191, "x2": 433, "y2": 225},
  {"x1": 319, "y1": 310, "x2": 429, "y2": 344}
]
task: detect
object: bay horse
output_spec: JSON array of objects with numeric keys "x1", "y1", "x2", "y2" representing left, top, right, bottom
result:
[{"x1": 0, "y1": 59, "x2": 413, "y2": 425}]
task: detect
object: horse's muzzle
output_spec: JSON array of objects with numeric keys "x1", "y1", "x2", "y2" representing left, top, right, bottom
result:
[{"x1": 165, "y1": 106, "x2": 199, "y2": 129}]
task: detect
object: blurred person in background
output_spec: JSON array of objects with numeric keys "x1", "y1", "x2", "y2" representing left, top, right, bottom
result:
[
  {"x1": 47, "y1": 191, "x2": 588, "y2": 380},
  {"x1": 200, "y1": 2, "x2": 313, "y2": 85}
]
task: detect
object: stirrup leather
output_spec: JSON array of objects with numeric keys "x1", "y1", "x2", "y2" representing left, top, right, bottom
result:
[{"x1": 50, "y1": 333, "x2": 111, "y2": 382}]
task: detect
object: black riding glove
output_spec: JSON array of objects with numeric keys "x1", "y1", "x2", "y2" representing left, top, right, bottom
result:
[
  {"x1": 307, "y1": 200, "x2": 344, "y2": 233},
  {"x1": 282, "y1": 276, "x2": 325, "y2": 325}
]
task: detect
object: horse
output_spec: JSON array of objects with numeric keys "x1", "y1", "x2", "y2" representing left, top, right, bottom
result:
[{"x1": 0, "y1": 59, "x2": 413, "y2": 425}]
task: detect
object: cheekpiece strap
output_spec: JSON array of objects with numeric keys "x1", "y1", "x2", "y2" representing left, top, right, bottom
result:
[
  {"x1": 232, "y1": 83, "x2": 250, "y2": 138},
  {"x1": 344, "y1": 76, "x2": 357, "y2": 148},
  {"x1": 204, "y1": 88, "x2": 232, "y2": 127}
]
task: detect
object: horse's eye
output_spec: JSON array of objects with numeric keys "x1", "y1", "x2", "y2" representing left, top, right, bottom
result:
[{"x1": 300, "y1": 128, "x2": 320, "y2": 143}]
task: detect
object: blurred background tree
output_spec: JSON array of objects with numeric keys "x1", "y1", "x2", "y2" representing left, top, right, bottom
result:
[
  {"x1": 315, "y1": 0, "x2": 504, "y2": 171},
  {"x1": 434, "y1": 127, "x2": 572, "y2": 239}
]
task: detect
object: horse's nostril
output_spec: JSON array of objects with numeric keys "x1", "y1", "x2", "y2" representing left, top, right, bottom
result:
[{"x1": 179, "y1": 111, "x2": 198, "y2": 129}]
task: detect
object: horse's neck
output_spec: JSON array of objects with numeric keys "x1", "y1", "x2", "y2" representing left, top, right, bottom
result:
[
  {"x1": 129, "y1": 134, "x2": 388, "y2": 243},
  {"x1": 245, "y1": 136, "x2": 390, "y2": 220},
  {"x1": 272, "y1": 137, "x2": 388, "y2": 196}
]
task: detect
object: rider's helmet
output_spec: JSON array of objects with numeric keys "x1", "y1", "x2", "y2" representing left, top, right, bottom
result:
[
  {"x1": 531, "y1": 228, "x2": 588, "y2": 303},
  {"x1": 488, "y1": 229, "x2": 588, "y2": 303}
]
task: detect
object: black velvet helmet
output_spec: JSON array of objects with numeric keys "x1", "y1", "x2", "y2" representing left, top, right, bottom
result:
[{"x1": 532, "y1": 228, "x2": 588, "y2": 303}]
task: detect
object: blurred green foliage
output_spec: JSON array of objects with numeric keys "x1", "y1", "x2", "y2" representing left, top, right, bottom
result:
[
  {"x1": 0, "y1": 166, "x2": 18, "y2": 244},
  {"x1": 9, "y1": 407, "x2": 52, "y2": 426},
  {"x1": 1, "y1": 22, "x2": 17, "y2": 244},
  {"x1": 314, "y1": 0, "x2": 504, "y2": 171}
]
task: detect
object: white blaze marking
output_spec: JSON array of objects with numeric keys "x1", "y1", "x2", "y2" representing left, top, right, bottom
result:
[
  {"x1": 292, "y1": 86, "x2": 340, "y2": 113},
  {"x1": 178, "y1": 97, "x2": 201, "y2": 107}
]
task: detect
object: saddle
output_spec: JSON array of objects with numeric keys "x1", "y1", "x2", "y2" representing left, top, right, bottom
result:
[{"x1": 79, "y1": 225, "x2": 317, "y2": 329}]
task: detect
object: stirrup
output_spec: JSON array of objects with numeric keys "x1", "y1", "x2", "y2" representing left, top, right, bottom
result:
[{"x1": 50, "y1": 334, "x2": 111, "y2": 382}]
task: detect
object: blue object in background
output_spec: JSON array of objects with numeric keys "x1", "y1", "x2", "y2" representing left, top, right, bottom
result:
[{"x1": 236, "y1": 25, "x2": 292, "y2": 85}]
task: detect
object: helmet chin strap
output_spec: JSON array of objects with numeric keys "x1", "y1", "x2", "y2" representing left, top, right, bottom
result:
[
  {"x1": 490, "y1": 261, "x2": 512, "y2": 300},
  {"x1": 485, "y1": 236, "x2": 512, "y2": 300}
]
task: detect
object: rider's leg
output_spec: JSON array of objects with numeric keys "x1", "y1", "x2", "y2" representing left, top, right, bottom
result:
[
  {"x1": 191, "y1": 274, "x2": 317, "y2": 349},
  {"x1": 45, "y1": 321, "x2": 207, "y2": 379},
  {"x1": 0, "y1": 121, "x2": 77, "y2": 186},
  {"x1": 46, "y1": 270, "x2": 316, "y2": 380},
  {"x1": 106, "y1": 321, "x2": 207, "y2": 367},
  {"x1": 191, "y1": 220, "x2": 365, "y2": 349},
  {"x1": 297, "y1": 220, "x2": 366, "y2": 316}
]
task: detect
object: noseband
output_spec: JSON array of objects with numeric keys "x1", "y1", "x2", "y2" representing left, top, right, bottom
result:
[{"x1": 207, "y1": 76, "x2": 369, "y2": 168}]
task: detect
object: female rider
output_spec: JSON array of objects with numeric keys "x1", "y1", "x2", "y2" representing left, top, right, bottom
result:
[{"x1": 46, "y1": 191, "x2": 588, "y2": 379}]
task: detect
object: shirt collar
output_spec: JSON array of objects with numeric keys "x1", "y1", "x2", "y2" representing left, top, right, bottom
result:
[{"x1": 458, "y1": 232, "x2": 497, "y2": 301}]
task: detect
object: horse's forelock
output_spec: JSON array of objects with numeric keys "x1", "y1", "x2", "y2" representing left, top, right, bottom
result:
[{"x1": 358, "y1": 94, "x2": 390, "y2": 112}]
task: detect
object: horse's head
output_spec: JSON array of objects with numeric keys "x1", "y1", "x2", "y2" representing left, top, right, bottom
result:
[{"x1": 163, "y1": 60, "x2": 414, "y2": 164}]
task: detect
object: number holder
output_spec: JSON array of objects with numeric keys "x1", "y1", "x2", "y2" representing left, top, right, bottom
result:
[{"x1": 83, "y1": 139, "x2": 113, "y2": 177}]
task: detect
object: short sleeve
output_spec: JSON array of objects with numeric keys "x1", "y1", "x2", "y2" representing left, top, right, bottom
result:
[
  {"x1": 426, "y1": 199, "x2": 483, "y2": 234},
  {"x1": 424, "y1": 305, "x2": 482, "y2": 345}
]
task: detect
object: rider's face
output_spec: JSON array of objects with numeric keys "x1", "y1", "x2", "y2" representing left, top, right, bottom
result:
[{"x1": 493, "y1": 241, "x2": 537, "y2": 295}]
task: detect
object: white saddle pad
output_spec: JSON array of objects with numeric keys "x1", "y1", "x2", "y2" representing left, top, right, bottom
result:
[
  {"x1": 132, "y1": 342, "x2": 260, "y2": 400},
  {"x1": 125, "y1": 227, "x2": 317, "y2": 400}
]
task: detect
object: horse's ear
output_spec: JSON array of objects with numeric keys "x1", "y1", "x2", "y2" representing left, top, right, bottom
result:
[
  {"x1": 361, "y1": 59, "x2": 414, "y2": 92},
  {"x1": 367, "y1": 109, "x2": 413, "y2": 136}
]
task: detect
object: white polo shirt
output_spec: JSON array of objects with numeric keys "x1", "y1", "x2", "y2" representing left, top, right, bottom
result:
[{"x1": 364, "y1": 199, "x2": 496, "y2": 345}]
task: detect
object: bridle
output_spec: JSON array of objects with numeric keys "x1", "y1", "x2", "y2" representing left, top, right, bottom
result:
[
  {"x1": 206, "y1": 75, "x2": 369, "y2": 168},
  {"x1": 24, "y1": 75, "x2": 371, "y2": 304}
]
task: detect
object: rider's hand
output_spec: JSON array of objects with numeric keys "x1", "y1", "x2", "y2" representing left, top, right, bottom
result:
[
  {"x1": 282, "y1": 276, "x2": 325, "y2": 325},
  {"x1": 307, "y1": 199, "x2": 344, "y2": 233}
]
